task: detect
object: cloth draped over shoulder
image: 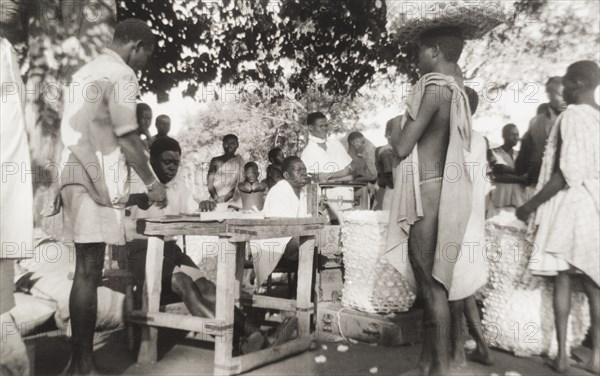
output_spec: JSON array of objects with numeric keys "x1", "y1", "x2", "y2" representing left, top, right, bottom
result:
[
  {"x1": 384, "y1": 73, "x2": 473, "y2": 293},
  {"x1": 527, "y1": 104, "x2": 600, "y2": 286}
]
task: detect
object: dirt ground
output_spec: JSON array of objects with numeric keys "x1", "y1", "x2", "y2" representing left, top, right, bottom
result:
[{"x1": 31, "y1": 328, "x2": 596, "y2": 376}]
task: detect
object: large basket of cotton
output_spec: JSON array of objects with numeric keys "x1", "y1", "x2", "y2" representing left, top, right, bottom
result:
[
  {"x1": 341, "y1": 211, "x2": 415, "y2": 314},
  {"x1": 482, "y1": 209, "x2": 590, "y2": 357}
]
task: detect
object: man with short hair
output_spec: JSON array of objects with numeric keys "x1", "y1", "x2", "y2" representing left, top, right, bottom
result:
[
  {"x1": 126, "y1": 137, "x2": 283, "y2": 354},
  {"x1": 301, "y1": 112, "x2": 355, "y2": 210},
  {"x1": 250, "y1": 156, "x2": 311, "y2": 288},
  {"x1": 58, "y1": 18, "x2": 167, "y2": 375},
  {"x1": 149, "y1": 114, "x2": 171, "y2": 145},
  {"x1": 347, "y1": 131, "x2": 377, "y2": 182},
  {"x1": 207, "y1": 134, "x2": 246, "y2": 204},
  {"x1": 385, "y1": 26, "x2": 473, "y2": 375},
  {"x1": 517, "y1": 61, "x2": 600, "y2": 375},
  {"x1": 489, "y1": 123, "x2": 527, "y2": 208},
  {"x1": 515, "y1": 77, "x2": 566, "y2": 197}
]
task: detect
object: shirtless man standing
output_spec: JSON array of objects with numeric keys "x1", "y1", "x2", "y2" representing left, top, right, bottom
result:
[{"x1": 388, "y1": 26, "x2": 473, "y2": 376}]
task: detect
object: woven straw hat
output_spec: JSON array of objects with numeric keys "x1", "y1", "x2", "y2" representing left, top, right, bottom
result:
[{"x1": 388, "y1": 1, "x2": 507, "y2": 44}]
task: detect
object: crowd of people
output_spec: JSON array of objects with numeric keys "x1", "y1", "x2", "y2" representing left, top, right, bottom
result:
[{"x1": 1, "y1": 9, "x2": 598, "y2": 376}]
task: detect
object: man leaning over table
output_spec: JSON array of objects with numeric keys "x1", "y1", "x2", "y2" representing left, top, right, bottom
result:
[{"x1": 300, "y1": 112, "x2": 355, "y2": 211}]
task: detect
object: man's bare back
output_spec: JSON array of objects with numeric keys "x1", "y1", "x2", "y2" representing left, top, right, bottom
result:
[{"x1": 417, "y1": 83, "x2": 459, "y2": 181}]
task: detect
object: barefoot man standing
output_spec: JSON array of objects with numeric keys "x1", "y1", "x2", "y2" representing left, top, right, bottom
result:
[{"x1": 384, "y1": 26, "x2": 474, "y2": 376}]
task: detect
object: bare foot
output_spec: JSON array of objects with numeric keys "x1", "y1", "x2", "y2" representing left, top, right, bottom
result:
[
  {"x1": 240, "y1": 331, "x2": 266, "y2": 354},
  {"x1": 61, "y1": 358, "x2": 101, "y2": 376},
  {"x1": 268, "y1": 316, "x2": 298, "y2": 347},
  {"x1": 572, "y1": 359, "x2": 600, "y2": 375},
  {"x1": 466, "y1": 348, "x2": 494, "y2": 366},
  {"x1": 451, "y1": 346, "x2": 467, "y2": 368},
  {"x1": 549, "y1": 353, "x2": 570, "y2": 374}
]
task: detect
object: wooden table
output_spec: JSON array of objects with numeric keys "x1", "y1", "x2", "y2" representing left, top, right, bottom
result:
[
  {"x1": 318, "y1": 182, "x2": 371, "y2": 210},
  {"x1": 129, "y1": 216, "x2": 326, "y2": 375}
]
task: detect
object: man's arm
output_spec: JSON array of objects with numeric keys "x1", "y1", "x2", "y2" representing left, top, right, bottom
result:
[
  {"x1": 391, "y1": 85, "x2": 444, "y2": 159},
  {"x1": 516, "y1": 131, "x2": 566, "y2": 221},
  {"x1": 207, "y1": 158, "x2": 219, "y2": 200},
  {"x1": 117, "y1": 132, "x2": 167, "y2": 208}
]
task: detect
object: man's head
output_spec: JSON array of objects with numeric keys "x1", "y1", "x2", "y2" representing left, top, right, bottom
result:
[
  {"x1": 502, "y1": 123, "x2": 519, "y2": 148},
  {"x1": 348, "y1": 132, "x2": 366, "y2": 153},
  {"x1": 307, "y1": 112, "x2": 328, "y2": 140},
  {"x1": 562, "y1": 60, "x2": 600, "y2": 105},
  {"x1": 464, "y1": 86, "x2": 479, "y2": 115},
  {"x1": 222, "y1": 134, "x2": 239, "y2": 156},
  {"x1": 268, "y1": 147, "x2": 284, "y2": 165},
  {"x1": 136, "y1": 103, "x2": 153, "y2": 133},
  {"x1": 155, "y1": 115, "x2": 171, "y2": 136},
  {"x1": 243, "y1": 162, "x2": 259, "y2": 183},
  {"x1": 545, "y1": 76, "x2": 566, "y2": 113},
  {"x1": 111, "y1": 18, "x2": 155, "y2": 71},
  {"x1": 281, "y1": 156, "x2": 308, "y2": 189},
  {"x1": 417, "y1": 27, "x2": 464, "y2": 74},
  {"x1": 150, "y1": 137, "x2": 181, "y2": 184}
]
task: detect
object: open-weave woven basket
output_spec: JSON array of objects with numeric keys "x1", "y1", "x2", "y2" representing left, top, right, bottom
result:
[
  {"x1": 481, "y1": 210, "x2": 590, "y2": 358},
  {"x1": 341, "y1": 211, "x2": 415, "y2": 314},
  {"x1": 387, "y1": 1, "x2": 506, "y2": 44}
]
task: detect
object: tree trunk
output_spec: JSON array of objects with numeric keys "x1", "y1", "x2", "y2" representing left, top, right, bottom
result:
[{"x1": 24, "y1": 0, "x2": 116, "y2": 232}]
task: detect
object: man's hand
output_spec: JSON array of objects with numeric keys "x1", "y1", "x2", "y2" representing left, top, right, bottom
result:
[
  {"x1": 147, "y1": 181, "x2": 168, "y2": 209},
  {"x1": 128, "y1": 193, "x2": 150, "y2": 210},
  {"x1": 199, "y1": 200, "x2": 216, "y2": 212},
  {"x1": 515, "y1": 203, "x2": 533, "y2": 222},
  {"x1": 41, "y1": 184, "x2": 62, "y2": 217}
]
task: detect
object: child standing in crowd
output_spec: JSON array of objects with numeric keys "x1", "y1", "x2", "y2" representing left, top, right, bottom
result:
[
  {"x1": 238, "y1": 162, "x2": 268, "y2": 210},
  {"x1": 265, "y1": 147, "x2": 285, "y2": 189},
  {"x1": 136, "y1": 103, "x2": 153, "y2": 148}
]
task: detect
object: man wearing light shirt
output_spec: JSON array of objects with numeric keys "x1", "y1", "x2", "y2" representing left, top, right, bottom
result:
[
  {"x1": 300, "y1": 112, "x2": 355, "y2": 210},
  {"x1": 56, "y1": 19, "x2": 168, "y2": 375}
]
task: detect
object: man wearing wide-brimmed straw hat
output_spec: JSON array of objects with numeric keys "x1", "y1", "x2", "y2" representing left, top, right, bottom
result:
[{"x1": 384, "y1": 3, "x2": 504, "y2": 375}]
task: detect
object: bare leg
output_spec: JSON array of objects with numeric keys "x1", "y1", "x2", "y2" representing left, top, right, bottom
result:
[
  {"x1": 406, "y1": 181, "x2": 450, "y2": 376},
  {"x1": 66, "y1": 243, "x2": 105, "y2": 375},
  {"x1": 449, "y1": 300, "x2": 466, "y2": 367},
  {"x1": 171, "y1": 273, "x2": 215, "y2": 318},
  {"x1": 552, "y1": 271, "x2": 571, "y2": 374},
  {"x1": 578, "y1": 275, "x2": 600, "y2": 374},
  {"x1": 463, "y1": 295, "x2": 493, "y2": 366}
]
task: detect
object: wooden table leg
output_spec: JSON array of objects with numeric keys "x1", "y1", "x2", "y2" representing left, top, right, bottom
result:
[
  {"x1": 214, "y1": 238, "x2": 240, "y2": 376},
  {"x1": 234, "y1": 242, "x2": 245, "y2": 305},
  {"x1": 137, "y1": 237, "x2": 164, "y2": 364},
  {"x1": 297, "y1": 236, "x2": 315, "y2": 338}
]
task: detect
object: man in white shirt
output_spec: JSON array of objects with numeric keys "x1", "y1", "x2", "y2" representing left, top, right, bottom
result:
[
  {"x1": 300, "y1": 112, "x2": 355, "y2": 210},
  {"x1": 126, "y1": 137, "x2": 291, "y2": 354},
  {"x1": 251, "y1": 156, "x2": 311, "y2": 287}
]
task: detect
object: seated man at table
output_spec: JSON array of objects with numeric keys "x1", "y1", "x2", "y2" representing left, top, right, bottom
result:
[
  {"x1": 250, "y1": 156, "x2": 312, "y2": 290},
  {"x1": 301, "y1": 112, "x2": 355, "y2": 210},
  {"x1": 126, "y1": 137, "x2": 293, "y2": 353}
]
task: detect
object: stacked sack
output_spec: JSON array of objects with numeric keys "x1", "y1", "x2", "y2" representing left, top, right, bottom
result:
[
  {"x1": 341, "y1": 211, "x2": 415, "y2": 314},
  {"x1": 481, "y1": 209, "x2": 590, "y2": 357}
]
